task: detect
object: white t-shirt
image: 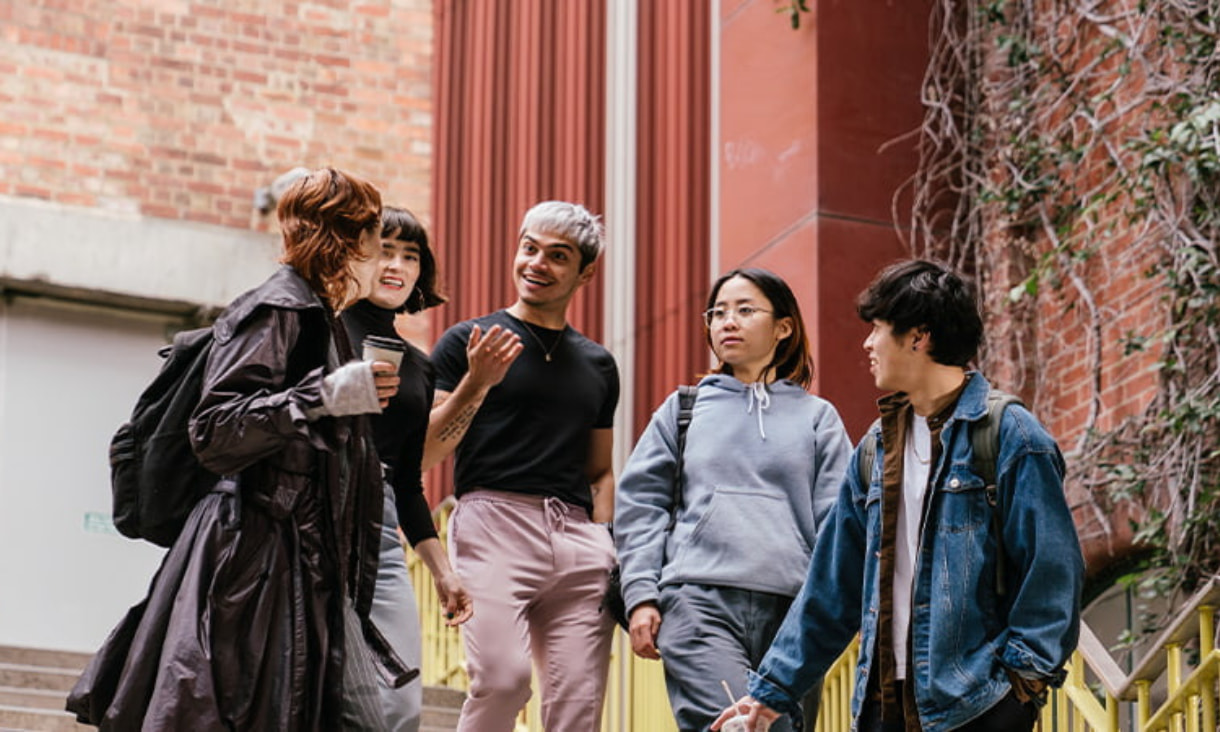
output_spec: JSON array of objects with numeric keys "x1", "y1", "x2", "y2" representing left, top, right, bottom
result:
[{"x1": 893, "y1": 413, "x2": 931, "y2": 679}]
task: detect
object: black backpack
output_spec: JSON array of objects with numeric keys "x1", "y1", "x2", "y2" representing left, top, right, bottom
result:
[
  {"x1": 603, "y1": 385, "x2": 698, "y2": 629},
  {"x1": 108, "y1": 327, "x2": 221, "y2": 547}
]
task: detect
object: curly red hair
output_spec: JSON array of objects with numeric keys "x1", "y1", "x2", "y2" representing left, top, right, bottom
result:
[{"x1": 277, "y1": 167, "x2": 382, "y2": 309}]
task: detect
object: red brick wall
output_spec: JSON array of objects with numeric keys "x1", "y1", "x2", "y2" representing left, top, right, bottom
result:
[
  {"x1": 981, "y1": 209, "x2": 1164, "y2": 576},
  {"x1": 0, "y1": 0, "x2": 433, "y2": 229}
]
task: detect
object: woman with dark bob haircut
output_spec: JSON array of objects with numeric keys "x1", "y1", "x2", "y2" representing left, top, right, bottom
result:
[
  {"x1": 70, "y1": 167, "x2": 408, "y2": 731},
  {"x1": 615, "y1": 268, "x2": 852, "y2": 731},
  {"x1": 340, "y1": 206, "x2": 520, "y2": 729}
]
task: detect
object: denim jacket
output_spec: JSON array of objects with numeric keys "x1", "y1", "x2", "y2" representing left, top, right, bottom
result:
[{"x1": 747, "y1": 373, "x2": 1084, "y2": 731}]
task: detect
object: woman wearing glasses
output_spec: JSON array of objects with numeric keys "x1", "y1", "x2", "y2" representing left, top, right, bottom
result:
[{"x1": 614, "y1": 268, "x2": 851, "y2": 732}]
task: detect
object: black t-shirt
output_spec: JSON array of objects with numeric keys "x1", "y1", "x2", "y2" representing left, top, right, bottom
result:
[
  {"x1": 431, "y1": 309, "x2": 619, "y2": 512},
  {"x1": 340, "y1": 299, "x2": 438, "y2": 546}
]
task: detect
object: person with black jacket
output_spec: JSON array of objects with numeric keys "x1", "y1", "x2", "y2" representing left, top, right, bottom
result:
[{"x1": 69, "y1": 168, "x2": 405, "y2": 731}]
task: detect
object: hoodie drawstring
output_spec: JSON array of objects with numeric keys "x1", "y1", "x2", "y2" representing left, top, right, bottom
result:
[{"x1": 746, "y1": 381, "x2": 771, "y2": 439}]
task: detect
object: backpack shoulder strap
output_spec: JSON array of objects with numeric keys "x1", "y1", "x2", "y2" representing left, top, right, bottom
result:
[
  {"x1": 667, "y1": 385, "x2": 698, "y2": 529},
  {"x1": 973, "y1": 389, "x2": 1022, "y2": 598},
  {"x1": 676, "y1": 385, "x2": 697, "y2": 452},
  {"x1": 972, "y1": 390, "x2": 1023, "y2": 488},
  {"x1": 857, "y1": 418, "x2": 882, "y2": 485}
]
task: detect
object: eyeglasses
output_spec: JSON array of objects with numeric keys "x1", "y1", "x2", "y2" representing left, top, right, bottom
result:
[{"x1": 703, "y1": 305, "x2": 773, "y2": 326}]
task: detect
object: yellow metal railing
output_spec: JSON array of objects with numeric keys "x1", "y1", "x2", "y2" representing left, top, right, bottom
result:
[
  {"x1": 407, "y1": 498, "x2": 466, "y2": 689},
  {"x1": 407, "y1": 507, "x2": 1217, "y2": 732},
  {"x1": 1115, "y1": 580, "x2": 1219, "y2": 732}
]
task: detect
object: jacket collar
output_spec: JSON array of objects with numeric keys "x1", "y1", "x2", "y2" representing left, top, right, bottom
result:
[
  {"x1": 950, "y1": 371, "x2": 992, "y2": 423},
  {"x1": 212, "y1": 266, "x2": 327, "y2": 344},
  {"x1": 876, "y1": 371, "x2": 992, "y2": 425}
]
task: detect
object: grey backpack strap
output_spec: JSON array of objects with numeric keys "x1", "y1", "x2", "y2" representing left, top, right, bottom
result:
[
  {"x1": 857, "y1": 390, "x2": 1021, "y2": 596},
  {"x1": 974, "y1": 390, "x2": 1022, "y2": 597},
  {"x1": 972, "y1": 391, "x2": 1022, "y2": 487},
  {"x1": 857, "y1": 418, "x2": 882, "y2": 486},
  {"x1": 666, "y1": 385, "x2": 698, "y2": 530}
]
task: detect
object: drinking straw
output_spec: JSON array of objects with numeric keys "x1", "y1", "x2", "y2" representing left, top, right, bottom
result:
[{"x1": 721, "y1": 679, "x2": 747, "y2": 727}]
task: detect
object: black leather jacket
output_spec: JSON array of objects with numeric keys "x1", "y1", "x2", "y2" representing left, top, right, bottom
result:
[{"x1": 69, "y1": 266, "x2": 408, "y2": 731}]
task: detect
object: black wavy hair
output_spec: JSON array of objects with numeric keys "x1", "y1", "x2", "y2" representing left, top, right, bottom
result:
[
  {"x1": 381, "y1": 206, "x2": 447, "y2": 314},
  {"x1": 856, "y1": 259, "x2": 983, "y2": 367}
]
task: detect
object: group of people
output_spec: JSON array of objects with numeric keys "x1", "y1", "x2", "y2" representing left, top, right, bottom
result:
[{"x1": 67, "y1": 165, "x2": 1084, "y2": 732}]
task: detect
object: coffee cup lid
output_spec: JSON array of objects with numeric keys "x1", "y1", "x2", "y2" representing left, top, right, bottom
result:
[{"x1": 363, "y1": 335, "x2": 407, "y2": 351}]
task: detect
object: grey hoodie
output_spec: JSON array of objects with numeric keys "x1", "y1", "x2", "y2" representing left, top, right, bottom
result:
[{"x1": 615, "y1": 374, "x2": 851, "y2": 614}]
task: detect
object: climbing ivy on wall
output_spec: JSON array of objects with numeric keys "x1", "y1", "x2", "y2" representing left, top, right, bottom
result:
[{"x1": 903, "y1": 0, "x2": 1219, "y2": 610}]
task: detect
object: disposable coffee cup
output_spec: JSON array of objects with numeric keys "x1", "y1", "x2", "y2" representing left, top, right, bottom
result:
[
  {"x1": 720, "y1": 718, "x2": 748, "y2": 732},
  {"x1": 362, "y1": 335, "x2": 406, "y2": 370}
]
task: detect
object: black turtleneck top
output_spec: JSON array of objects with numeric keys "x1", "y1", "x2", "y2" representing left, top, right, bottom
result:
[{"x1": 340, "y1": 299, "x2": 439, "y2": 546}]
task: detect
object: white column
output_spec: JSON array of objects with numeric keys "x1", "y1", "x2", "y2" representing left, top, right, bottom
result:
[
  {"x1": 603, "y1": 3, "x2": 638, "y2": 731},
  {"x1": 604, "y1": 0, "x2": 638, "y2": 477}
]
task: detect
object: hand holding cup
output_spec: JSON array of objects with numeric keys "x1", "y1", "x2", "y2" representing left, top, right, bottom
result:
[{"x1": 363, "y1": 335, "x2": 406, "y2": 407}]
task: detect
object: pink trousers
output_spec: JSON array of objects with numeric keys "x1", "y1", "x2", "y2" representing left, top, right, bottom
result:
[{"x1": 449, "y1": 490, "x2": 616, "y2": 732}]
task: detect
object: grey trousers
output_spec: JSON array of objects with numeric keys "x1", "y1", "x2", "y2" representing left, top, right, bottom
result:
[
  {"x1": 342, "y1": 484, "x2": 424, "y2": 731},
  {"x1": 657, "y1": 583, "x2": 820, "y2": 732}
]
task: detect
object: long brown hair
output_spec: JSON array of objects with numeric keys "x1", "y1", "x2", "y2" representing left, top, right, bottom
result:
[
  {"x1": 705, "y1": 267, "x2": 814, "y2": 388},
  {"x1": 278, "y1": 167, "x2": 382, "y2": 310}
]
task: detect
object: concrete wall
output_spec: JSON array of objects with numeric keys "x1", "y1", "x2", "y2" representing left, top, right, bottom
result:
[
  {"x1": 0, "y1": 196, "x2": 281, "y2": 312},
  {"x1": 0, "y1": 297, "x2": 173, "y2": 651}
]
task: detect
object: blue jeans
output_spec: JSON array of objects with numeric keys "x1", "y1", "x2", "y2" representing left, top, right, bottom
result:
[{"x1": 658, "y1": 584, "x2": 819, "y2": 732}]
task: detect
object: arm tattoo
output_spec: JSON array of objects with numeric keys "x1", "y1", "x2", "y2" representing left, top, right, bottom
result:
[{"x1": 437, "y1": 403, "x2": 479, "y2": 442}]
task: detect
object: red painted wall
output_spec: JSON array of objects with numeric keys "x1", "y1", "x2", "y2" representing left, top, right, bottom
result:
[
  {"x1": 718, "y1": 0, "x2": 930, "y2": 440},
  {"x1": 428, "y1": 0, "x2": 606, "y2": 504},
  {"x1": 631, "y1": 1, "x2": 713, "y2": 436}
]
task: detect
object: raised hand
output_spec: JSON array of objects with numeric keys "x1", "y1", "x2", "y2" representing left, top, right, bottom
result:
[{"x1": 465, "y1": 324, "x2": 523, "y2": 389}]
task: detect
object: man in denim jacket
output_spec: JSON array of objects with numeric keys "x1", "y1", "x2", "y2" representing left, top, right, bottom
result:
[{"x1": 714, "y1": 260, "x2": 1084, "y2": 732}]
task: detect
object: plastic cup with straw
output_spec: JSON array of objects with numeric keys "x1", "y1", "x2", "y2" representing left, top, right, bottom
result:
[{"x1": 720, "y1": 679, "x2": 749, "y2": 732}]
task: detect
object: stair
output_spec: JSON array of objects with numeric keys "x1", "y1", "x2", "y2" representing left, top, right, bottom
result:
[
  {"x1": 0, "y1": 645, "x2": 466, "y2": 731},
  {"x1": 421, "y1": 684, "x2": 466, "y2": 731},
  {"x1": 0, "y1": 646, "x2": 92, "y2": 732}
]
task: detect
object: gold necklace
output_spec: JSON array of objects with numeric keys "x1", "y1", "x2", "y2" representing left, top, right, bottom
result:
[{"x1": 521, "y1": 321, "x2": 565, "y2": 362}]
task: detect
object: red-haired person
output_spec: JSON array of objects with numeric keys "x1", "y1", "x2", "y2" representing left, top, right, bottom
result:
[{"x1": 70, "y1": 167, "x2": 405, "y2": 731}]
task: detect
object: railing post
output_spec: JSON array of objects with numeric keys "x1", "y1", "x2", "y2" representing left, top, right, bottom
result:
[
  {"x1": 1105, "y1": 694, "x2": 1118, "y2": 731},
  {"x1": 1200, "y1": 605, "x2": 1215, "y2": 656},
  {"x1": 1167, "y1": 643, "x2": 1183, "y2": 732},
  {"x1": 1137, "y1": 679, "x2": 1152, "y2": 731},
  {"x1": 1200, "y1": 604, "x2": 1216, "y2": 732}
]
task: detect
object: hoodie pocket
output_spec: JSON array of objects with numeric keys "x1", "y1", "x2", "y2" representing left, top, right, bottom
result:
[{"x1": 678, "y1": 486, "x2": 812, "y2": 592}]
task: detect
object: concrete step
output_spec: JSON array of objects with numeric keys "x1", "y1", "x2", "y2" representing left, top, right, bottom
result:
[
  {"x1": 0, "y1": 647, "x2": 89, "y2": 731},
  {"x1": 0, "y1": 668, "x2": 76, "y2": 696},
  {"x1": 0, "y1": 651, "x2": 89, "y2": 673},
  {"x1": 0, "y1": 645, "x2": 467, "y2": 731},
  {"x1": 0, "y1": 704, "x2": 89, "y2": 732},
  {"x1": 0, "y1": 686, "x2": 66, "y2": 711},
  {"x1": 421, "y1": 684, "x2": 465, "y2": 731}
]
